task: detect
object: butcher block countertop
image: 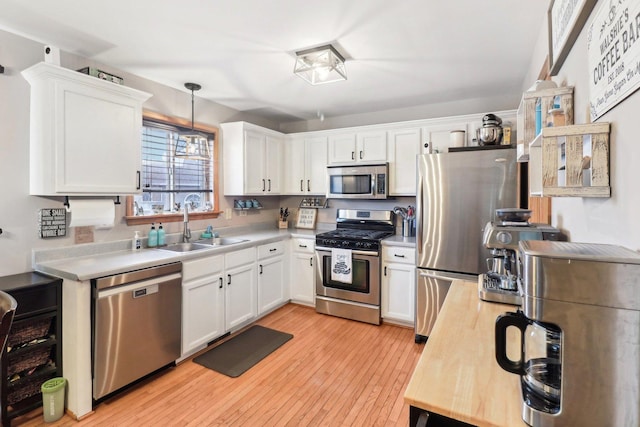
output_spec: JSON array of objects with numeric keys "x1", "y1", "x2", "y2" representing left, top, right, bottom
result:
[{"x1": 404, "y1": 280, "x2": 527, "y2": 427}]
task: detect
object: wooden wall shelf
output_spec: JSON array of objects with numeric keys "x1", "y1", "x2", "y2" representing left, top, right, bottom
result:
[
  {"x1": 517, "y1": 86, "x2": 574, "y2": 162},
  {"x1": 529, "y1": 123, "x2": 611, "y2": 198}
]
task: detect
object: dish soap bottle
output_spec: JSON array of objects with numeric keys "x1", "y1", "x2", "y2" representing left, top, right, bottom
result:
[
  {"x1": 157, "y1": 223, "x2": 166, "y2": 246},
  {"x1": 148, "y1": 223, "x2": 158, "y2": 247},
  {"x1": 132, "y1": 231, "x2": 142, "y2": 251}
]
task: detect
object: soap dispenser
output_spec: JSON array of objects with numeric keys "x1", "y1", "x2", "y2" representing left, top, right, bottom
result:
[
  {"x1": 132, "y1": 231, "x2": 142, "y2": 250},
  {"x1": 157, "y1": 223, "x2": 166, "y2": 246},
  {"x1": 148, "y1": 223, "x2": 158, "y2": 247}
]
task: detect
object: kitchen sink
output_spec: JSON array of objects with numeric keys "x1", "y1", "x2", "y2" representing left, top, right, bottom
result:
[
  {"x1": 198, "y1": 237, "x2": 248, "y2": 246},
  {"x1": 158, "y1": 242, "x2": 213, "y2": 252}
]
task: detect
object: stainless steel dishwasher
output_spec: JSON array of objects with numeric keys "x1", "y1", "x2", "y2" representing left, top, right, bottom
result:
[{"x1": 92, "y1": 262, "x2": 182, "y2": 400}]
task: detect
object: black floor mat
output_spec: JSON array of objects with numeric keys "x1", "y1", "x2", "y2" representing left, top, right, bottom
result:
[{"x1": 193, "y1": 325, "x2": 293, "y2": 378}]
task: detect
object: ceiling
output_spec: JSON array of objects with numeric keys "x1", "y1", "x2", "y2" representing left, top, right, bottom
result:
[{"x1": 0, "y1": 0, "x2": 550, "y2": 124}]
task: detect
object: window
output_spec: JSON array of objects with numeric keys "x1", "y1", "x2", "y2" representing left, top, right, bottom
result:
[{"x1": 125, "y1": 112, "x2": 220, "y2": 225}]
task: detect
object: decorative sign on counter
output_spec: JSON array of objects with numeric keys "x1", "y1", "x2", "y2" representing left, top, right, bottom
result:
[
  {"x1": 38, "y1": 208, "x2": 66, "y2": 238},
  {"x1": 588, "y1": 0, "x2": 640, "y2": 120},
  {"x1": 295, "y1": 208, "x2": 317, "y2": 229}
]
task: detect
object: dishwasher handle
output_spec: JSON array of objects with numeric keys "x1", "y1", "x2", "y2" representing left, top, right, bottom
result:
[
  {"x1": 94, "y1": 262, "x2": 182, "y2": 290},
  {"x1": 97, "y1": 273, "x2": 181, "y2": 299}
]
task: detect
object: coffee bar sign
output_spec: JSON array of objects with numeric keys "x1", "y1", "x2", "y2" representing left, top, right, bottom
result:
[{"x1": 588, "y1": 0, "x2": 640, "y2": 120}]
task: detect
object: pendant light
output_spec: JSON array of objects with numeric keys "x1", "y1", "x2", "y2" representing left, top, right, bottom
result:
[{"x1": 175, "y1": 82, "x2": 211, "y2": 160}]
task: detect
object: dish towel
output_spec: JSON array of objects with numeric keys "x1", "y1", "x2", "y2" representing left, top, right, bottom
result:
[{"x1": 331, "y1": 248, "x2": 352, "y2": 284}]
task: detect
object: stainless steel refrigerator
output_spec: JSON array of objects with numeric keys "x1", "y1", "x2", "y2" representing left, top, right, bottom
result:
[{"x1": 415, "y1": 147, "x2": 517, "y2": 342}]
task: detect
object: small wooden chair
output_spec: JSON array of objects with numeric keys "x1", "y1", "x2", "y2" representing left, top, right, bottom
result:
[{"x1": 0, "y1": 290, "x2": 17, "y2": 356}]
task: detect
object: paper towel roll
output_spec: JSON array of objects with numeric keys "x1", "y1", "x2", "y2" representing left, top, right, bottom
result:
[{"x1": 68, "y1": 199, "x2": 115, "y2": 229}]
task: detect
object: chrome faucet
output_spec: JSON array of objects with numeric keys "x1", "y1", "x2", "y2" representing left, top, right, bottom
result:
[{"x1": 183, "y1": 204, "x2": 191, "y2": 242}]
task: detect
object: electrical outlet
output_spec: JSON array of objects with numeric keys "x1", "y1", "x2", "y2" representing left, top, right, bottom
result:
[
  {"x1": 225, "y1": 208, "x2": 232, "y2": 220},
  {"x1": 239, "y1": 210, "x2": 247, "y2": 217}
]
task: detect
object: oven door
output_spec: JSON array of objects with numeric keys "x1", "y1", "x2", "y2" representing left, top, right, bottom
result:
[{"x1": 315, "y1": 247, "x2": 380, "y2": 305}]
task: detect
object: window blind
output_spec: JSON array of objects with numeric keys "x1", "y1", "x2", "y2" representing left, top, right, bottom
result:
[{"x1": 141, "y1": 120, "x2": 214, "y2": 193}]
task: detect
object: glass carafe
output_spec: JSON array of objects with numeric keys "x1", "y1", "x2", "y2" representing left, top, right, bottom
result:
[{"x1": 495, "y1": 311, "x2": 562, "y2": 414}]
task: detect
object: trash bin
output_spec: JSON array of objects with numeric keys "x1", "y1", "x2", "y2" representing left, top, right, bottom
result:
[{"x1": 41, "y1": 377, "x2": 66, "y2": 423}]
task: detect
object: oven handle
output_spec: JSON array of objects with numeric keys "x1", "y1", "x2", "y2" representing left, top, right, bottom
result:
[{"x1": 315, "y1": 246, "x2": 379, "y2": 257}]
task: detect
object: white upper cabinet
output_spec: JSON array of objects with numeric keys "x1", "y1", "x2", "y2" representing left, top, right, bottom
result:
[
  {"x1": 222, "y1": 122, "x2": 284, "y2": 196},
  {"x1": 328, "y1": 130, "x2": 387, "y2": 164},
  {"x1": 421, "y1": 122, "x2": 470, "y2": 154},
  {"x1": 284, "y1": 136, "x2": 328, "y2": 195},
  {"x1": 22, "y1": 62, "x2": 152, "y2": 196},
  {"x1": 387, "y1": 128, "x2": 421, "y2": 195}
]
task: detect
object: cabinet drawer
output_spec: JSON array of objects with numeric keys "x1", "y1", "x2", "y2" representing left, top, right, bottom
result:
[
  {"x1": 257, "y1": 241, "x2": 285, "y2": 260},
  {"x1": 382, "y1": 246, "x2": 415, "y2": 264},
  {"x1": 291, "y1": 238, "x2": 314, "y2": 254},
  {"x1": 225, "y1": 247, "x2": 256, "y2": 269},
  {"x1": 182, "y1": 255, "x2": 224, "y2": 282}
]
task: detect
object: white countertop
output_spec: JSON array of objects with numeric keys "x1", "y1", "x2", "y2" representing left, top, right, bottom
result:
[
  {"x1": 382, "y1": 235, "x2": 416, "y2": 247},
  {"x1": 35, "y1": 229, "x2": 295, "y2": 281}
]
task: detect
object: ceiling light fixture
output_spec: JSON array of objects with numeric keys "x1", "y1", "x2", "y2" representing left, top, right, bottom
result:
[
  {"x1": 175, "y1": 82, "x2": 211, "y2": 160},
  {"x1": 294, "y1": 44, "x2": 347, "y2": 85}
]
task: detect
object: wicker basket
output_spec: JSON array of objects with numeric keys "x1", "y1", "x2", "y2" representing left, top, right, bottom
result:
[
  {"x1": 7, "y1": 318, "x2": 52, "y2": 348},
  {"x1": 7, "y1": 346, "x2": 52, "y2": 377},
  {"x1": 7, "y1": 374, "x2": 51, "y2": 406}
]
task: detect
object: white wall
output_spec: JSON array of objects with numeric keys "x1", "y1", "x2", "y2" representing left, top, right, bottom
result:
[
  {"x1": 0, "y1": 29, "x2": 282, "y2": 276},
  {"x1": 523, "y1": 5, "x2": 640, "y2": 250}
]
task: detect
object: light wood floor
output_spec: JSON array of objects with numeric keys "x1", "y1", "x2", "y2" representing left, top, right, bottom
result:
[{"x1": 15, "y1": 304, "x2": 423, "y2": 426}]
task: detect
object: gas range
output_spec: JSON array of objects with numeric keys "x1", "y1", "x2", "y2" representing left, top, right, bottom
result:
[{"x1": 315, "y1": 209, "x2": 395, "y2": 252}]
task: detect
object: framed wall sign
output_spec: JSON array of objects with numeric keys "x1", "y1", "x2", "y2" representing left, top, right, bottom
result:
[
  {"x1": 588, "y1": 0, "x2": 640, "y2": 120},
  {"x1": 548, "y1": 0, "x2": 597, "y2": 75},
  {"x1": 295, "y1": 208, "x2": 317, "y2": 229}
]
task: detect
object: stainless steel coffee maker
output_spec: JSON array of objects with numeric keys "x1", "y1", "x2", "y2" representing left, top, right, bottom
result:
[
  {"x1": 479, "y1": 208, "x2": 561, "y2": 305},
  {"x1": 495, "y1": 240, "x2": 640, "y2": 427}
]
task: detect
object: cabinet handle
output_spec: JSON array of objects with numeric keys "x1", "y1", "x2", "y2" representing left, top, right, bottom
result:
[
  {"x1": 136, "y1": 170, "x2": 141, "y2": 190},
  {"x1": 300, "y1": 180, "x2": 304, "y2": 192},
  {"x1": 310, "y1": 257, "x2": 313, "y2": 267},
  {"x1": 351, "y1": 151, "x2": 355, "y2": 160},
  {"x1": 268, "y1": 179, "x2": 271, "y2": 191},
  {"x1": 262, "y1": 179, "x2": 266, "y2": 191},
  {"x1": 307, "y1": 180, "x2": 310, "y2": 192},
  {"x1": 424, "y1": 142, "x2": 429, "y2": 149},
  {"x1": 416, "y1": 412, "x2": 430, "y2": 427},
  {"x1": 299, "y1": 244, "x2": 307, "y2": 248},
  {"x1": 359, "y1": 150, "x2": 363, "y2": 159},
  {"x1": 227, "y1": 274, "x2": 231, "y2": 285},
  {"x1": 269, "y1": 248, "x2": 277, "y2": 252},
  {"x1": 259, "y1": 264, "x2": 263, "y2": 274},
  {"x1": 394, "y1": 254, "x2": 406, "y2": 258},
  {"x1": 384, "y1": 266, "x2": 387, "y2": 276},
  {"x1": 219, "y1": 277, "x2": 223, "y2": 289}
]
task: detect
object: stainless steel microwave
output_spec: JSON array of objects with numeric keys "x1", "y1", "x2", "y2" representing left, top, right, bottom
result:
[{"x1": 326, "y1": 163, "x2": 388, "y2": 199}]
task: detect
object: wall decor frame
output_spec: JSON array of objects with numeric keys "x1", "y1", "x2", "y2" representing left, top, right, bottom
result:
[
  {"x1": 548, "y1": 0, "x2": 597, "y2": 75},
  {"x1": 295, "y1": 208, "x2": 317, "y2": 229}
]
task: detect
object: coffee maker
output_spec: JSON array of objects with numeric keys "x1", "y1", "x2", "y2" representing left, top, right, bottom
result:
[
  {"x1": 479, "y1": 209, "x2": 561, "y2": 305},
  {"x1": 495, "y1": 240, "x2": 640, "y2": 427}
]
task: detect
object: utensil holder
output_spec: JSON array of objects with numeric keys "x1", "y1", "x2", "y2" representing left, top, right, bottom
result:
[
  {"x1": 402, "y1": 219, "x2": 415, "y2": 237},
  {"x1": 278, "y1": 220, "x2": 288, "y2": 229}
]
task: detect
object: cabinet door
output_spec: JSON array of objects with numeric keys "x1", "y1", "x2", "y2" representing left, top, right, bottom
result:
[
  {"x1": 357, "y1": 130, "x2": 387, "y2": 162},
  {"x1": 305, "y1": 137, "x2": 328, "y2": 194},
  {"x1": 290, "y1": 252, "x2": 315, "y2": 305},
  {"x1": 388, "y1": 128, "x2": 420, "y2": 195},
  {"x1": 182, "y1": 274, "x2": 225, "y2": 355},
  {"x1": 382, "y1": 262, "x2": 415, "y2": 324},
  {"x1": 422, "y1": 122, "x2": 469, "y2": 154},
  {"x1": 328, "y1": 133, "x2": 357, "y2": 164},
  {"x1": 243, "y1": 130, "x2": 266, "y2": 194},
  {"x1": 257, "y1": 256, "x2": 286, "y2": 314},
  {"x1": 284, "y1": 138, "x2": 306, "y2": 194},
  {"x1": 265, "y1": 135, "x2": 282, "y2": 194},
  {"x1": 225, "y1": 263, "x2": 257, "y2": 330}
]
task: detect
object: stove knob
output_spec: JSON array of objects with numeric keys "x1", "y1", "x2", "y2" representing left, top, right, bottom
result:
[{"x1": 496, "y1": 231, "x2": 512, "y2": 245}]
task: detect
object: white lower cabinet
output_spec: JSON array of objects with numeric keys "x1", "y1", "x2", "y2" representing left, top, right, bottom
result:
[
  {"x1": 181, "y1": 255, "x2": 225, "y2": 356},
  {"x1": 225, "y1": 247, "x2": 257, "y2": 331},
  {"x1": 289, "y1": 237, "x2": 315, "y2": 305},
  {"x1": 257, "y1": 241, "x2": 287, "y2": 314},
  {"x1": 381, "y1": 246, "x2": 416, "y2": 324}
]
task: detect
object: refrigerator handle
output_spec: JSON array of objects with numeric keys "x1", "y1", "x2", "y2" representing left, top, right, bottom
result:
[
  {"x1": 416, "y1": 173, "x2": 423, "y2": 250},
  {"x1": 418, "y1": 271, "x2": 455, "y2": 282}
]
